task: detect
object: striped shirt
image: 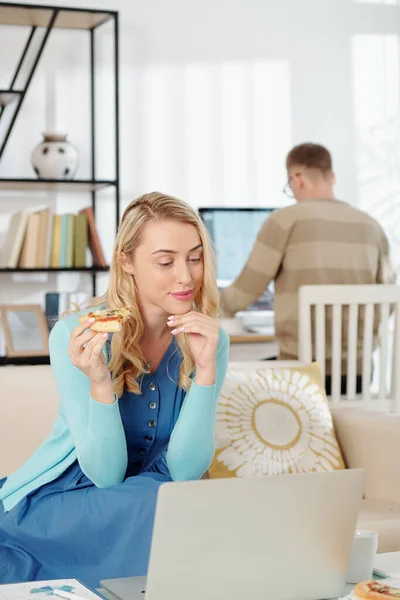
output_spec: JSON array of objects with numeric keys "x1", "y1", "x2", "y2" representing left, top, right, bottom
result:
[{"x1": 220, "y1": 198, "x2": 395, "y2": 370}]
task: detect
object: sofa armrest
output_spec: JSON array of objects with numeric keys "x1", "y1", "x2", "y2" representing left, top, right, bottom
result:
[{"x1": 332, "y1": 408, "x2": 400, "y2": 504}]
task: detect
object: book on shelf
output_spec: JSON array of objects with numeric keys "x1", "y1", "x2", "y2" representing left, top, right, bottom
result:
[
  {"x1": 79, "y1": 206, "x2": 107, "y2": 267},
  {"x1": 59, "y1": 214, "x2": 69, "y2": 268},
  {"x1": 36, "y1": 207, "x2": 53, "y2": 268},
  {"x1": 45, "y1": 292, "x2": 70, "y2": 331},
  {"x1": 66, "y1": 214, "x2": 75, "y2": 268},
  {"x1": 0, "y1": 210, "x2": 30, "y2": 268},
  {"x1": 45, "y1": 291, "x2": 89, "y2": 331},
  {"x1": 59, "y1": 214, "x2": 78, "y2": 269},
  {"x1": 50, "y1": 214, "x2": 62, "y2": 268},
  {"x1": 74, "y1": 212, "x2": 88, "y2": 268},
  {"x1": 18, "y1": 211, "x2": 41, "y2": 268},
  {"x1": 0, "y1": 206, "x2": 105, "y2": 270}
]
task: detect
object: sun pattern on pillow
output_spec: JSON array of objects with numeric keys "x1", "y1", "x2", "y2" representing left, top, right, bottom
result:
[{"x1": 209, "y1": 363, "x2": 345, "y2": 479}]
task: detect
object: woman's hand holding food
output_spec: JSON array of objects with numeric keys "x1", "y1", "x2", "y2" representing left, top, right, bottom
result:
[{"x1": 68, "y1": 318, "x2": 114, "y2": 404}]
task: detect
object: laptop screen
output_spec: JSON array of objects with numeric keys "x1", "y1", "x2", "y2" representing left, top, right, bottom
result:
[{"x1": 198, "y1": 207, "x2": 275, "y2": 288}]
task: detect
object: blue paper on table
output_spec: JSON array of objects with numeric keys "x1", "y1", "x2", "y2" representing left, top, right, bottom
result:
[{"x1": 0, "y1": 579, "x2": 106, "y2": 600}]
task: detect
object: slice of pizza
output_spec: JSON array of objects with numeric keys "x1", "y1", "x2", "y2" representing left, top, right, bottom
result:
[
  {"x1": 355, "y1": 580, "x2": 400, "y2": 598},
  {"x1": 79, "y1": 308, "x2": 131, "y2": 332}
]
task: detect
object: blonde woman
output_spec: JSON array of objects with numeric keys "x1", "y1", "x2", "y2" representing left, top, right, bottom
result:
[{"x1": 0, "y1": 193, "x2": 229, "y2": 587}]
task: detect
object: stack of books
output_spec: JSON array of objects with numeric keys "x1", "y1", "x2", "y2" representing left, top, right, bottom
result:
[{"x1": 0, "y1": 206, "x2": 107, "y2": 269}]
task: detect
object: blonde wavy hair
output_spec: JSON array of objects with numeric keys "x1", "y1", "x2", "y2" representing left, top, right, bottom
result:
[{"x1": 84, "y1": 191, "x2": 219, "y2": 396}]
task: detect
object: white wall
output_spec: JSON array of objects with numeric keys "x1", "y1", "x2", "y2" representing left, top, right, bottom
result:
[{"x1": 0, "y1": 0, "x2": 399, "y2": 306}]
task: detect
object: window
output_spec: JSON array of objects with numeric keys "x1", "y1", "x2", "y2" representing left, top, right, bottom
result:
[
  {"x1": 136, "y1": 60, "x2": 291, "y2": 208},
  {"x1": 353, "y1": 34, "x2": 400, "y2": 273}
]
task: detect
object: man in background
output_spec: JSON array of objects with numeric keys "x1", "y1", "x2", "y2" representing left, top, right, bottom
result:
[{"x1": 220, "y1": 143, "x2": 395, "y2": 394}]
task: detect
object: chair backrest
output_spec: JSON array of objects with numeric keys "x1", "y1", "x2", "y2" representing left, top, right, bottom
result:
[{"x1": 298, "y1": 284, "x2": 400, "y2": 411}]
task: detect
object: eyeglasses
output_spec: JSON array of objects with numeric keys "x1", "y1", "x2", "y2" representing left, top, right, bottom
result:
[
  {"x1": 282, "y1": 171, "x2": 302, "y2": 198},
  {"x1": 282, "y1": 182, "x2": 294, "y2": 198}
]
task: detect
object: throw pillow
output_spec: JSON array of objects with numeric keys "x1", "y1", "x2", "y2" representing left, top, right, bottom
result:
[{"x1": 209, "y1": 362, "x2": 345, "y2": 478}]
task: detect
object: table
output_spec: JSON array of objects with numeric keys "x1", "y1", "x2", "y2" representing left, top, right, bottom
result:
[{"x1": 218, "y1": 317, "x2": 279, "y2": 361}]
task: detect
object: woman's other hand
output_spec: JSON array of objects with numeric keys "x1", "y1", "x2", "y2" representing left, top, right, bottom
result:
[{"x1": 167, "y1": 311, "x2": 220, "y2": 385}]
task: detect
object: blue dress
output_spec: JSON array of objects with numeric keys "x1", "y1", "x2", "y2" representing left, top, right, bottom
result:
[{"x1": 0, "y1": 340, "x2": 185, "y2": 588}]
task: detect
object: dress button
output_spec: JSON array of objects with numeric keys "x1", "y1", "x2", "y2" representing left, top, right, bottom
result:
[
  {"x1": 134, "y1": 461, "x2": 141, "y2": 468},
  {"x1": 139, "y1": 448, "x2": 146, "y2": 455},
  {"x1": 149, "y1": 401, "x2": 157, "y2": 410},
  {"x1": 148, "y1": 420, "x2": 157, "y2": 428},
  {"x1": 145, "y1": 435, "x2": 153, "y2": 442},
  {"x1": 149, "y1": 382, "x2": 157, "y2": 391}
]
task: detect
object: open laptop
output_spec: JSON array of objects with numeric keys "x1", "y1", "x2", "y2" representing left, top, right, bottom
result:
[{"x1": 101, "y1": 469, "x2": 364, "y2": 600}]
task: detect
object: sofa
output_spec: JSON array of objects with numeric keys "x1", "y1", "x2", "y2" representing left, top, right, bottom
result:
[{"x1": 1, "y1": 364, "x2": 400, "y2": 552}]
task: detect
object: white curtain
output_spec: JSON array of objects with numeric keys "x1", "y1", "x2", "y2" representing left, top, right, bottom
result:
[{"x1": 135, "y1": 60, "x2": 291, "y2": 209}]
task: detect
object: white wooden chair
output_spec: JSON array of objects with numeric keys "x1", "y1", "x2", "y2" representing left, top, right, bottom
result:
[{"x1": 298, "y1": 284, "x2": 400, "y2": 412}]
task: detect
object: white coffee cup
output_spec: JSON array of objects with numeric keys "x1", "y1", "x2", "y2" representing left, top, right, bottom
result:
[{"x1": 346, "y1": 530, "x2": 379, "y2": 584}]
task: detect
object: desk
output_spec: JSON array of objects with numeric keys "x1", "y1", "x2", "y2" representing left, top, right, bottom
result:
[{"x1": 218, "y1": 317, "x2": 279, "y2": 361}]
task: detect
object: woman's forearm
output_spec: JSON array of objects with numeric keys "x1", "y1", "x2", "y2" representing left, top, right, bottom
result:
[
  {"x1": 167, "y1": 330, "x2": 229, "y2": 480},
  {"x1": 194, "y1": 365, "x2": 216, "y2": 387},
  {"x1": 90, "y1": 379, "x2": 116, "y2": 405}
]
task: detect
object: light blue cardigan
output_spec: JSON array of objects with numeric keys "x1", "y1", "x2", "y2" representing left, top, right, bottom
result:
[{"x1": 0, "y1": 310, "x2": 229, "y2": 512}]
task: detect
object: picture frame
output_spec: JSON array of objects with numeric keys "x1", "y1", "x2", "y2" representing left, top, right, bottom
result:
[{"x1": 0, "y1": 304, "x2": 49, "y2": 358}]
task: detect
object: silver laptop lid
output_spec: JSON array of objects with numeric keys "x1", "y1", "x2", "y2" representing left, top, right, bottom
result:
[{"x1": 145, "y1": 469, "x2": 364, "y2": 600}]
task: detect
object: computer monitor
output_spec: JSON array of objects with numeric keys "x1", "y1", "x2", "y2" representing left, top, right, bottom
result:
[{"x1": 198, "y1": 207, "x2": 275, "y2": 287}]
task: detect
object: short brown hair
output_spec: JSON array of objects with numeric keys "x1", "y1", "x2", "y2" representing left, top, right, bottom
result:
[{"x1": 286, "y1": 143, "x2": 333, "y2": 174}]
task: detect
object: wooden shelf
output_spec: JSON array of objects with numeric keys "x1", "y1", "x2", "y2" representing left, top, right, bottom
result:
[
  {"x1": 0, "y1": 178, "x2": 116, "y2": 192},
  {"x1": 0, "y1": 355, "x2": 50, "y2": 366},
  {"x1": 0, "y1": 266, "x2": 109, "y2": 273},
  {"x1": 0, "y1": 2, "x2": 120, "y2": 300},
  {"x1": 0, "y1": 3, "x2": 115, "y2": 30}
]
